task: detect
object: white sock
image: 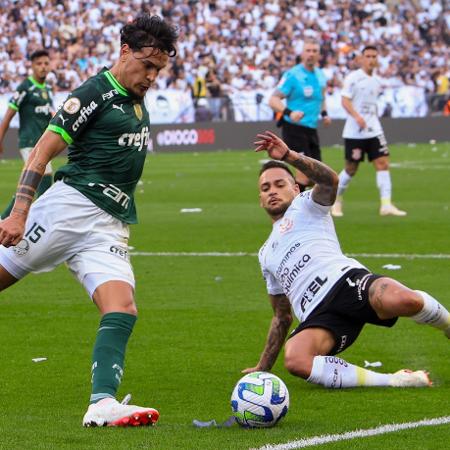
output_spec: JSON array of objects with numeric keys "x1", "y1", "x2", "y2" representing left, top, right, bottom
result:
[
  {"x1": 412, "y1": 290, "x2": 450, "y2": 334},
  {"x1": 336, "y1": 170, "x2": 352, "y2": 197},
  {"x1": 307, "y1": 355, "x2": 391, "y2": 388},
  {"x1": 376, "y1": 170, "x2": 392, "y2": 206}
]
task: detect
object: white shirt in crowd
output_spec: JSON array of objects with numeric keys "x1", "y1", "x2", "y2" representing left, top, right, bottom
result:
[
  {"x1": 341, "y1": 68, "x2": 384, "y2": 139},
  {"x1": 259, "y1": 192, "x2": 365, "y2": 323}
]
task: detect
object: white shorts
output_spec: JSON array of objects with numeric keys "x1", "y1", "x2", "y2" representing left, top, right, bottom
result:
[
  {"x1": 0, "y1": 181, "x2": 135, "y2": 298},
  {"x1": 20, "y1": 147, "x2": 53, "y2": 175}
]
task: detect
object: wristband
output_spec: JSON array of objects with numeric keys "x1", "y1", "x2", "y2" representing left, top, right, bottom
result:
[
  {"x1": 283, "y1": 107, "x2": 293, "y2": 117},
  {"x1": 321, "y1": 110, "x2": 328, "y2": 118}
]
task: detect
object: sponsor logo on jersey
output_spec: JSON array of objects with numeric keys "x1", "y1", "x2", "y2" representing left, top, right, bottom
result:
[
  {"x1": 72, "y1": 100, "x2": 98, "y2": 131},
  {"x1": 300, "y1": 275, "x2": 328, "y2": 312},
  {"x1": 279, "y1": 217, "x2": 294, "y2": 234},
  {"x1": 88, "y1": 182, "x2": 130, "y2": 209},
  {"x1": 279, "y1": 254, "x2": 311, "y2": 295},
  {"x1": 63, "y1": 97, "x2": 81, "y2": 114},
  {"x1": 118, "y1": 126, "x2": 150, "y2": 152},
  {"x1": 276, "y1": 242, "x2": 302, "y2": 278},
  {"x1": 112, "y1": 103, "x2": 125, "y2": 114},
  {"x1": 102, "y1": 89, "x2": 119, "y2": 100},
  {"x1": 133, "y1": 103, "x2": 143, "y2": 120},
  {"x1": 34, "y1": 104, "x2": 52, "y2": 115}
]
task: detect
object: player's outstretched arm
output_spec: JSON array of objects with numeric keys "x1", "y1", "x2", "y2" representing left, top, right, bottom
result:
[
  {"x1": 254, "y1": 131, "x2": 338, "y2": 206},
  {"x1": 242, "y1": 294, "x2": 293, "y2": 374},
  {"x1": 0, "y1": 130, "x2": 66, "y2": 247}
]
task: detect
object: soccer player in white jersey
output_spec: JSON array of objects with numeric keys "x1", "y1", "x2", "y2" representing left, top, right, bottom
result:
[
  {"x1": 331, "y1": 46, "x2": 406, "y2": 217},
  {"x1": 243, "y1": 130, "x2": 449, "y2": 389}
]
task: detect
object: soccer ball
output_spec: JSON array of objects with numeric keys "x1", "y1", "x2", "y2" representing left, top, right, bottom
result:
[{"x1": 231, "y1": 371, "x2": 289, "y2": 428}]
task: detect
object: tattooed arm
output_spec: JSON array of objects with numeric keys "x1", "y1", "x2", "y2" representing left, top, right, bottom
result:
[
  {"x1": 0, "y1": 130, "x2": 67, "y2": 247},
  {"x1": 254, "y1": 130, "x2": 338, "y2": 206},
  {"x1": 242, "y1": 294, "x2": 293, "y2": 373}
]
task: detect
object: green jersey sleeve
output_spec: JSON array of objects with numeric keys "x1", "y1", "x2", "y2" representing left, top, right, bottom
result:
[
  {"x1": 48, "y1": 79, "x2": 102, "y2": 145},
  {"x1": 8, "y1": 80, "x2": 28, "y2": 111}
]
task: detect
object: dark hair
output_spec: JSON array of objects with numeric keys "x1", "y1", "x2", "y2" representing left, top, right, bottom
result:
[
  {"x1": 362, "y1": 45, "x2": 378, "y2": 54},
  {"x1": 30, "y1": 50, "x2": 49, "y2": 61},
  {"x1": 259, "y1": 160, "x2": 294, "y2": 180},
  {"x1": 120, "y1": 14, "x2": 178, "y2": 57}
]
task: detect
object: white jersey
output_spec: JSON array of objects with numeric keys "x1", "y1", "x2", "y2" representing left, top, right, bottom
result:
[
  {"x1": 342, "y1": 69, "x2": 383, "y2": 139},
  {"x1": 258, "y1": 191, "x2": 366, "y2": 323}
]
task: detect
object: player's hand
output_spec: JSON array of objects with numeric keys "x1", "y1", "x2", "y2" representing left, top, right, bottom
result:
[
  {"x1": 254, "y1": 131, "x2": 291, "y2": 160},
  {"x1": 0, "y1": 214, "x2": 26, "y2": 247},
  {"x1": 323, "y1": 116, "x2": 332, "y2": 127},
  {"x1": 289, "y1": 111, "x2": 304, "y2": 122},
  {"x1": 356, "y1": 115, "x2": 366, "y2": 130}
]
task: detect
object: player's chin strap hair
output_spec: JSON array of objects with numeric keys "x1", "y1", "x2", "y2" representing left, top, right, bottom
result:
[{"x1": 120, "y1": 14, "x2": 178, "y2": 58}]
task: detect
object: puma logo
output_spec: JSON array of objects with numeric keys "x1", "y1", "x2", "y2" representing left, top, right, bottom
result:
[{"x1": 112, "y1": 104, "x2": 125, "y2": 114}]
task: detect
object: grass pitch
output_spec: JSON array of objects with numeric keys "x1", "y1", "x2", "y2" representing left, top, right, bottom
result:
[{"x1": 0, "y1": 142, "x2": 449, "y2": 449}]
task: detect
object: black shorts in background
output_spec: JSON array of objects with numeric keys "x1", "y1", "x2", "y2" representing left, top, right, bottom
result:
[
  {"x1": 289, "y1": 268, "x2": 397, "y2": 355},
  {"x1": 281, "y1": 121, "x2": 321, "y2": 161},
  {"x1": 344, "y1": 134, "x2": 390, "y2": 162}
]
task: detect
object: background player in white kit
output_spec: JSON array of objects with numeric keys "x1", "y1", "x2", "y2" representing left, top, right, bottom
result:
[
  {"x1": 331, "y1": 46, "x2": 406, "y2": 217},
  {"x1": 243, "y1": 131, "x2": 449, "y2": 389}
]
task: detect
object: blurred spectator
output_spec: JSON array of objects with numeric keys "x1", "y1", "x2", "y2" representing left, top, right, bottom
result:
[{"x1": 0, "y1": 0, "x2": 448, "y2": 117}]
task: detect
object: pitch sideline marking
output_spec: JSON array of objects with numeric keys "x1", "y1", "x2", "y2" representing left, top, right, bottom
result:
[
  {"x1": 130, "y1": 251, "x2": 450, "y2": 259},
  {"x1": 255, "y1": 416, "x2": 450, "y2": 450}
]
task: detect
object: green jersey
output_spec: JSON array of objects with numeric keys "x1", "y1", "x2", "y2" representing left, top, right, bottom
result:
[
  {"x1": 8, "y1": 76, "x2": 53, "y2": 148},
  {"x1": 48, "y1": 69, "x2": 150, "y2": 224}
]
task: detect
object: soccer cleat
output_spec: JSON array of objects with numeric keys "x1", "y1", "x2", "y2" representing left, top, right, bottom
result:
[
  {"x1": 331, "y1": 200, "x2": 343, "y2": 217},
  {"x1": 82, "y1": 395, "x2": 159, "y2": 427},
  {"x1": 389, "y1": 369, "x2": 432, "y2": 387},
  {"x1": 379, "y1": 204, "x2": 407, "y2": 216}
]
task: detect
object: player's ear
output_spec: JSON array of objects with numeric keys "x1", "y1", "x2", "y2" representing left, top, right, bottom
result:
[{"x1": 120, "y1": 44, "x2": 131, "y2": 61}]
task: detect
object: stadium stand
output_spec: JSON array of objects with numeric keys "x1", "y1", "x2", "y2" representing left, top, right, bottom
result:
[{"x1": 0, "y1": 0, "x2": 448, "y2": 121}]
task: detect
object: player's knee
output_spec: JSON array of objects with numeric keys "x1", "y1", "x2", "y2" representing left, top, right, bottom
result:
[
  {"x1": 400, "y1": 290, "x2": 423, "y2": 315},
  {"x1": 284, "y1": 354, "x2": 313, "y2": 379}
]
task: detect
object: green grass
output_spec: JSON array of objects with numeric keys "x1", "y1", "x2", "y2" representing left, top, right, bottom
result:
[{"x1": 0, "y1": 142, "x2": 449, "y2": 449}]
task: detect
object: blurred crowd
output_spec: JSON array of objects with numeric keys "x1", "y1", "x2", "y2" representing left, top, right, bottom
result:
[{"x1": 0, "y1": 0, "x2": 449, "y2": 110}]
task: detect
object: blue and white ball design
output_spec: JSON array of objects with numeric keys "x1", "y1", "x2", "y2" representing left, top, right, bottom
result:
[{"x1": 231, "y1": 371, "x2": 289, "y2": 428}]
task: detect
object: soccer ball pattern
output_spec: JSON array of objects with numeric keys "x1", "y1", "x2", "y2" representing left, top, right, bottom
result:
[{"x1": 231, "y1": 371, "x2": 289, "y2": 428}]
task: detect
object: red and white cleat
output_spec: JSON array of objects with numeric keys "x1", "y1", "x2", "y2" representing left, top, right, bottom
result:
[
  {"x1": 83, "y1": 395, "x2": 159, "y2": 427},
  {"x1": 389, "y1": 369, "x2": 432, "y2": 387}
]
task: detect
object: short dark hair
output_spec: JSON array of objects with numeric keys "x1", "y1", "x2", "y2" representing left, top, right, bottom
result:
[
  {"x1": 259, "y1": 160, "x2": 295, "y2": 180},
  {"x1": 30, "y1": 50, "x2": 49, "y2": 61},
  {"x1": 362, "y1": 45, "x2": 378, "y2": 54},
  {"x1": 120, "y1": 14, "x2": 178, "y2": 57}
]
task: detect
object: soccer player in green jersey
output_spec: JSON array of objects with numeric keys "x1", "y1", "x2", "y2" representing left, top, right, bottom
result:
[
  {"x1": 0, "y1": 50, "x2": 54, "y2": 219},
  {"x1": 0, "y1": 14, "x2": 178, "y2": 427}
]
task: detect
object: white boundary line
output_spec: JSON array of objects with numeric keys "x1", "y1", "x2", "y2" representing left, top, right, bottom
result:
[
  {"x1": 255, "y1": 416, "x2": 450, "y2": 450},
  {"x1": 130, "y1": 251, "x2": 450, "y2": 259}
]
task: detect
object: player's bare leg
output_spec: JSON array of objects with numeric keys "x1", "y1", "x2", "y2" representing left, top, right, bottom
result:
[
  {"x1": 373, "y1": 156, "x2": 406, "y2": 216},
  {"x1": 284, "y1": 326, "x2": 431, "y2": 389},
  {"x1": 332, "y1": 161, "x2": 358, "y2": 217},
  {"x1": 82, "y1": 280, "x2": 159, "y2": 427},
  {"x1": 369, "y1": 277, "x2": 450, "y2": 338},
  {"x1": 0, "y1": 265, "x2": 19, "y2": 291}
]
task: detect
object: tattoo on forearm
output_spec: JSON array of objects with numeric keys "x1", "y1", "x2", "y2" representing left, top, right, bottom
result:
[
  {"x1": 290, "y1": 156, "x2": 336, "y2": 186},
  {"x1": 260, "y1": 317, "x2": 291, "y2": 369},
  {"x1": 19, "y1": 170, "x2": 42, "y2": 189},
  {"x1": 17, "y1": 186, "x2": 36, "y2": 197}
]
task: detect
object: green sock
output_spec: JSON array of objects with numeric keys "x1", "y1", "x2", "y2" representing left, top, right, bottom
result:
[
  {"x1": 36, "y1": 174, "x2": 52, "y2": 197},
  {"x1": 1, "y1": 196, "x2": 15, "y2": 219},
  {"x1": 90, "y1": 312, "x2": 137, "y2": 404}
]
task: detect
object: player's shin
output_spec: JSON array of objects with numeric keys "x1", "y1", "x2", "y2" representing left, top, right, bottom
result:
[
  {"x1": 89, "y1": 312, "x2": 137, "y2": 404},
  {"x1": 412, "y1": 290, "x2": 450, "y2": 337},
  {"x1": 336, "y1": 169, "x2": 352, "y2": 197},
  {"x1": 307, "y1": 355, "x2": 391, "y2": 388},
  {"x1": 376, "y1": 170, "x2": 392, "y2": 205}
]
